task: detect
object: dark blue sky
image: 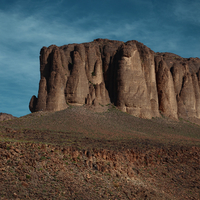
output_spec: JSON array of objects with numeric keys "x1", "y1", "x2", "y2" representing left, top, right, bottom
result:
[{"x1": 0, "y1": 0, "x2": 200, "y2": 117}]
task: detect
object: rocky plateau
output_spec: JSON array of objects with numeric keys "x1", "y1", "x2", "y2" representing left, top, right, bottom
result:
[{"x1": 29, "y1": 39, "x2": 200, "y2": 120}]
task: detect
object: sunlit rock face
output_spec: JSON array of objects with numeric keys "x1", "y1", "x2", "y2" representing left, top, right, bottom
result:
[
  {"x1": 155, "y1": 53, "x2": 200, "y2": 119},
  {"x1": 29, "y1": 39, "x2": 200, "y2": 119}
]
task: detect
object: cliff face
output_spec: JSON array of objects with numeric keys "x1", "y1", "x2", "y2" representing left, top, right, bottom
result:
[{"x1": 29, "y1": 39, "x2": 200, "y2": 119}]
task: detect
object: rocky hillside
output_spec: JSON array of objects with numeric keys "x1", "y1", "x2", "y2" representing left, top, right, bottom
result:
[
  {"x1": 0, "y1": 141, "x2": 199, "y2": 199},
  {"x1": 29, "y1": 39, "x2": 200, "y2": 120},
  {"x1": 0, "y1": 106, "x2": 200, "y2": 199}
]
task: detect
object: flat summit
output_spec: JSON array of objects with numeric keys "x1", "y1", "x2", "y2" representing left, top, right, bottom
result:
[{"x1": 29, "y1": 39, "x2": 200, "y2": 120}]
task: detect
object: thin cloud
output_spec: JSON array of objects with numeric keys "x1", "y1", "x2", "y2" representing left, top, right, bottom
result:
[{"x1": 173, "y1": 0, "x2": 200, "y2": 24}]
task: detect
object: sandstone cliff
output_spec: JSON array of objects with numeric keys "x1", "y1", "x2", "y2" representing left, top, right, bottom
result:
[{"x1": 29, "y1": 39, "x2": 200, "y2": 119}]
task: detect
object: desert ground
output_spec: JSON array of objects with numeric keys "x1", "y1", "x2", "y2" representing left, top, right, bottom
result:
[{"x1": 0, "y1": 105, "x2": 200, "y2": 199}]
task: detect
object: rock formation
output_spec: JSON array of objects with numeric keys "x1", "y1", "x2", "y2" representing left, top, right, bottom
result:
[
  {"x1": 0, "y1": 113, "x2": 16, "y2": 121},
  {"x1": 29, "y1": 39, "x2": 200, "y2": 119}
]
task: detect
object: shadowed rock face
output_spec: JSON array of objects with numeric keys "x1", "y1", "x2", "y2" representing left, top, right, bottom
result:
[{"x1": 29, "y1": 39, "x2": 200, "y2": 119}]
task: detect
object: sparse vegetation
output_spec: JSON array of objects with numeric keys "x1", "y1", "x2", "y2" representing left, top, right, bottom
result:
[
  {"x1": 89, "y1": 80, "x2": 96, "y2": 87},
  {"x1": 0, "y1": 105, "x2": 200, "y2": 199}
]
